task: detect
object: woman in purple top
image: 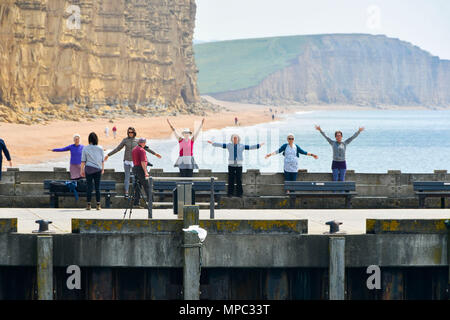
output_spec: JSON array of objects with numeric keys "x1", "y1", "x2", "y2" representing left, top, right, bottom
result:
[{"x1": 49, "y1": 134, "x2": 84, "y2": 180}]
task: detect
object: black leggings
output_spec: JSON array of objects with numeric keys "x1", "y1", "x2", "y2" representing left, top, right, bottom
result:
[
  {"x1": 228, "y1": 166, "x2": 243, "y2": 196},
  {"x1": 86, "y1": 171, "x2": 102, "y2": 203},
  {"x1": 179, "y1": 169, "x2": 193, "y2": 177}
]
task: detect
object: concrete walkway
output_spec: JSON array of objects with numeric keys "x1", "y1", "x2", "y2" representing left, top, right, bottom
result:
[{"x1": 0, "y1": 208, "x2": 449, "y2": 234}]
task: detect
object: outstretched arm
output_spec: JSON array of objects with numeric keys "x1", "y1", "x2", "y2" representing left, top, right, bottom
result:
[
  {"x1": 167, "y1": 119, "x2": 182, "y2": 140},
  {"x1": 345, "y1": 127, "x2": 364, "y2": 145},
  {"x1": 208, "y1": 141, "x2": 227, "y2": 149},
  {"x1": 192, "y1": 118, "x2": 205, "y2": 142},
  {"x1": 265, "y1": 144, "x2": 285, "y2": 158},
  {"x1": 144, "y1": 146, "x2": 162, "y2": 158},
  {"x1": 51, "y1": 145, "x2": 71, "y2": 152},
  {"x1": 245, "y1": 142, "x2": 265, "y2": 150},
  {"x1": 106, "y1": 139, "x2": 126, "y2": 159},
  {"x1": 315, "y1": 125, "x2": 333, "y2": 145}
]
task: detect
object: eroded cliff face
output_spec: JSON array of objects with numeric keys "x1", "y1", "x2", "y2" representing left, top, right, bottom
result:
[
  {"x1": 212, "y1": 35, "x2": 450, "y2": 107},
  {"x1": 0, "y1": 0, "x2": 203, "y2": 124}
]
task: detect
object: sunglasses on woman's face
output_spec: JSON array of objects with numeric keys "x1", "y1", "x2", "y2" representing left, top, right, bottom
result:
[
  {"x1": 288, "y1": 138, "x2": 294, "y2": 140},
  {"x1": 128, "y1": 132, "x2": 134, "y2": 134}
]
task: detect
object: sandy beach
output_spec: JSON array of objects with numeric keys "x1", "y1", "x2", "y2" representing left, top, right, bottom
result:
[
  {"x1": 0, "y1": 97, "x2": 287, "y2": 166},
  {"x1": 0, "y1": 96, "x2": 444, "y2": 167}
]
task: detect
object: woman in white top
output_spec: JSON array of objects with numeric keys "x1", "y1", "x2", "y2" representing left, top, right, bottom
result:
[
  {"x1": 266, "y1": 133, "x2": 318, "y2": 192},
  {"x1": 81, "y1": 132, "x2": 104, "y2": 210}
]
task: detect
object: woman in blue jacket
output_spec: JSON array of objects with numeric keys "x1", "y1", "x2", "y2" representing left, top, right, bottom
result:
[
  {"x1": 265, "y1": 134, "x2": 318, "y2": 187},
  {"x1": 0, "y1": 138, "x2": 12, "y2": 181}
]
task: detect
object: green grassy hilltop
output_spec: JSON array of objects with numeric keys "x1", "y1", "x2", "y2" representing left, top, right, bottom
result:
[{"x1": 194, "y1": 35, "x2": 320, "y2": 94}]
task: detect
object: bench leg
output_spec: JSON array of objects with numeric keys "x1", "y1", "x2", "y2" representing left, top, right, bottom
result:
[
  {"x1": 289, "y1": 195, "x2": 296, "y2": 209},
  {"x1": 105, "y1": 194, "x2": 111, "y2": 209},
  {"x1": 216, "y1": 195, "x2": 221, "y2": 209},
  {"x1": 419, "y1": 196, "x2": 425, "y2": 208},
  {"x1": 50, "y1": 195, "x2": 56, "y2": 208},
  {"x1": 441, "y1": 197, "x2": 445, "y2": 209},
  {"x1": 345, "y1": 196, "x2": 352, "y2": 209}
]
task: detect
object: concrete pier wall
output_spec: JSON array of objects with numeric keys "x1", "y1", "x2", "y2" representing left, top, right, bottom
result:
[
  {"x1": 0, "y1": 218, "x2": 448, "y2": 300},
  {"x1": 0, "y1": 168, "x2": 450, "y2": 208}
]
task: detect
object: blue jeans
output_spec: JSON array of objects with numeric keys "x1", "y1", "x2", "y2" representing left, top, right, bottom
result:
[
  {"x1": 284, "y1": 171, "x2": 298, "y2": 182},
  {"x1": 332, "y1": 168, "x2": 347, "y2": 181}
]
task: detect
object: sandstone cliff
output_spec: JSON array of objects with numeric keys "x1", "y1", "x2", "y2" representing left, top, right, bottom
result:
[
  {"x1": 0, "y1": 0, "x2": 206, "y2": 124},
  {"x1": 205, "y1": 34, "x2": 450, "y2": 107}
]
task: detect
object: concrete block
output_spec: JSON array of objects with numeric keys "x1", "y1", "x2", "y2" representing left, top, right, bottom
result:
[
  {"x1": 366, "y1": 219, "x2": 449, "y2": 234},
  {"x1": 0, "y1": 218, "x2": 17, "y2": 233}
]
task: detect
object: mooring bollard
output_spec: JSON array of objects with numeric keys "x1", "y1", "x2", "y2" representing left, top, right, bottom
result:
[
  {"x1": 37, "y1": 235, "x2": 53, "y2": 300},
  {"x1": 182, "y1": 205, "x2": 201, "y2": 300},
  {"x1": 329, "y1": 236, "x2": 345, "y2": 300}
]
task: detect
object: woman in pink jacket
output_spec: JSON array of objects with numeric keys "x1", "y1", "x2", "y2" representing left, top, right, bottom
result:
[{"x1": 167, "y1": 118, "x2": 204, "y2": 177}]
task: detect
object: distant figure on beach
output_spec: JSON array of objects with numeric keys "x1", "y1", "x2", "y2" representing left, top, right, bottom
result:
[
  {"x1": 315, "y1": 125, "x2": 364, "y2": 181},
  {"x1": 105, "y1": 126, "x2": 109, "y2": 137},
  {"x1": 105, "y1": 127, "x2": 161, "y2": 199},
  {"x1": 112, "y1": 126, "x2": 117, "y2": 139},
  {"x1": 265, "y1": 134, "x2": 318, "y2": 193},
  {"x1": 81, "y1": 132, "x2": 104, "y2": 211},
  {"x1": 234, "y1": 117, "x2": 238, "y2": 126},
  {"x1": 0, "y1": 138, "x2": 12, "y2": 181},
  {"x1": 167, "y1": 118, "x2": 204, "y2": 177},
  {"x1": 272, "y1": 114, "x2": 275, "y2": 121},
  {"x1": 208, "y1": 134, "x2": 264, "y2": 197},
  {"x1": 49, "y1": 134, "x2": 84, "y2": 180}
]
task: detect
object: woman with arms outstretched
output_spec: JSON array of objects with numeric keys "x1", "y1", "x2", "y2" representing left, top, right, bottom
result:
[
  {"x1": 315, "y1": 125, "x2": 364, "y2": 181},
  {"x1": 265, "y1": 133, "x2": 318, "y2": 192},
  {"x1": 49, "y1": 134, "x2": 84, "y2": 180},
  {"x1": 167, "y1": 118, "x2": 205, "y2": 177},
  {"x1": 208, "y1": 134, "x2": 264, "y2": 197}
]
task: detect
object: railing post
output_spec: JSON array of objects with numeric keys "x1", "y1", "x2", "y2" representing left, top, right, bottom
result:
[
  {"x1": 37, "y1": 235, "x2": 53, "y2": 300},
  {"x1": 177, "y1": 182, "x2": 193, "y2": 219},
  {"x1": 329, "y1": 236, "x2": 345, "y2": 300},
  {"x1": 148, "y1": 176, "x2": 153, "y2": 219},
  {"x1": 183, "y1": 205, "x2": 201, "y2": 300},
  {"x1": 210, "y1": 177, "x2": 215, "y2": 219},
  {"x1": 446, "y1": 220, "x2": 450, "y2": 295}
]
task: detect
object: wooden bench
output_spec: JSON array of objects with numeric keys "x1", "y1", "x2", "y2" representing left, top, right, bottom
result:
[
  {"x1": 285, "y1": 181, "x2": 357, "y2": 208},
  {"x1": 44, "y1": 180, "x2": 116, "y2": 208},
  {"x1": 413, "y1": 181, "x2": 450, "y2": 208},
  {"x1": 149, "y1": 179, "x2": 226, "y2": 215}
]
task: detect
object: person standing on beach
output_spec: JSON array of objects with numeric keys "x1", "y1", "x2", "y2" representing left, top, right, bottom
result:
[
  {"x1": 0, "y1": 138, "x2": 12, "y2": 181},
  {"x1": 112, "y1": 126, "x2": 117, "y2": 139},
  {"x1": 167, "y1": 118, "x2": 204, "y2": 177},
  {"x1": 81, "y1": 132, "x2": 104, "y2": 211},
  {"x1": 315, "y1": 125, "x2": 364, "y2": 181},
  {"x1": 208, "y1": 134, "x2": 264, "y2": 197},
  {"x1": 234, "y1": 117, "x2": 238, "y2": 126},
  {"x1": 105, "y1": 126, "x2": 109, "y2": 138},
  {"x1": 105, "y1": 127, "x2": 161, "y2": 199},
  {"x1": 265, "y1": 134, "x2": 318, "y2": 193},
  {"x1": 49, "y1": 134, "x2": 84, "y2": 180}
]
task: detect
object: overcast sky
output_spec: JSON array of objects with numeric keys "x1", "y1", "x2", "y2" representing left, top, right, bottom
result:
[{"x1": 194, "y1": 0, "x2": 450, "y2": 60}]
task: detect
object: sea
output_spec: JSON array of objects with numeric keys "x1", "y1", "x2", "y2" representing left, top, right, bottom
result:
[{"x1": 19, "y1": 109, "x2": 450, "y2": 174}]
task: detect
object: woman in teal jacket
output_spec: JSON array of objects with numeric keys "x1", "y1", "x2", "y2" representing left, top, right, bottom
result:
[{"x1": 266, "y1": 134, "x2": 318, "y2": 188}]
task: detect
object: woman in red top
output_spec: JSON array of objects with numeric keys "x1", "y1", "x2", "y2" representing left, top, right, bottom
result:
[{"x1": 167, "y1": 118, "x2": 205, "y2": 177}]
